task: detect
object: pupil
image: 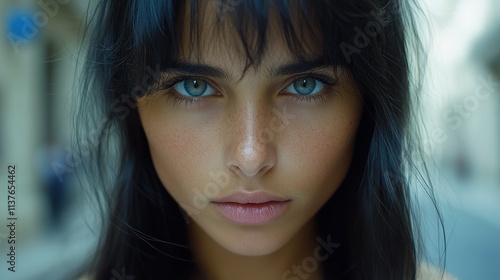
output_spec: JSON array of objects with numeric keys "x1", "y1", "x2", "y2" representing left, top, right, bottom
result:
[
  {"x1": 294, "y1": 78, "x2": 315, "y2": 95},
  {"x1": 186, "y1": 79, "x2": 206, "y2": 97}
]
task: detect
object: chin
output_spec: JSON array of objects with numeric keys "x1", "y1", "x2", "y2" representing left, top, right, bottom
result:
[
  {"x1": 188, "y1": 202, "x2": 308, "y2": 257},
  {"x1": 210, "y1": 224, "x2": 295, "y2": 256},
  {"x1": 219, "y1": 236, "x2": 288, "y2": 256}
]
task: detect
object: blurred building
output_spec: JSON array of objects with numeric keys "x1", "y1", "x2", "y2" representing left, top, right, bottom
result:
[
  {"x1": 0, "y1": 1, "x2": 96, "y2": 279},
  {"x1": 1, "y1": 0, "x2": 89, "y2": 237},
  {"x1": 416, "y1": 0, "x2": 499, "y2": 181}
]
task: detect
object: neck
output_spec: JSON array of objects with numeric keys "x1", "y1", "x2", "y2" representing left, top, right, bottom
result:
[{"x1": 188, "y1": 219, "x2": 324, "y2": 280}]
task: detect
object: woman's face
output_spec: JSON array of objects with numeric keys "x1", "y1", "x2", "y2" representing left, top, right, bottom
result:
[{"x1": 137, "y1": 6, "x2": 363, "y2": 257}]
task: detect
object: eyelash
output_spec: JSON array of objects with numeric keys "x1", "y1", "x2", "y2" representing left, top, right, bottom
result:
[
  {"x1": 283, "y1": 75, "x2": 338, "y2": 104},
  {"x1": 160, "y1": 74, "x2": 338, "y2": 107},
  {"x1": 161, "y1": 76, "x2": 212, "y2": 107}
]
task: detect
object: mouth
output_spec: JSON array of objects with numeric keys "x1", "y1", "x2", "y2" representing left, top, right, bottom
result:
[{"x1": 212, "y1": 192, "x2": 291, "y2": 224}]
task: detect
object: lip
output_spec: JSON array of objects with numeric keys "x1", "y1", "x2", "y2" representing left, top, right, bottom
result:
[
  {"x1": 213, "y1": 192, "x2": 289, "y2": 204},
  {"x1": 212, "y1": 192, "x2": 290, "y2": 224}
]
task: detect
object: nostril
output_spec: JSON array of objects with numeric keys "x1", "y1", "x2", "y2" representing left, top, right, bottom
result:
[
  {"x1": 227, "y1": 160, "x2": 243, "y2": 176},
  {"x1": 227, "y1": 149, "x2": 275, "y2": 178},
  {"x1": 229, "y1": 163, "x2": 267, "y2": 177}
]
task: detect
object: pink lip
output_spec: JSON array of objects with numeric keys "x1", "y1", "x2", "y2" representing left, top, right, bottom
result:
[{"x1": 212, "y1": 192, "x2": 290, "y2": 224}]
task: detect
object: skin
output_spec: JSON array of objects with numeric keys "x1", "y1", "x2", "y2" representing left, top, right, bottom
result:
[{"x1": 137, "y1": 2, "x2": 364, "y2": 280}]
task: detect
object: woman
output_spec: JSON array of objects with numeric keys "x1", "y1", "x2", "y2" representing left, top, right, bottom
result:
[{"x1": 75, "y1": 0, "x2": 451, "y2": 279}]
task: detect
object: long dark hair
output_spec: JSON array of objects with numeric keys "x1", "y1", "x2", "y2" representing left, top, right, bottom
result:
[{"x1": 75, "y1": 0, "x2": 440, "y2": 279}]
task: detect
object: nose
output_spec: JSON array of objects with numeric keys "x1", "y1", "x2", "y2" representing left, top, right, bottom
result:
[{"x1": 226, "y1": 103, "x2": 277, "y2": 178}]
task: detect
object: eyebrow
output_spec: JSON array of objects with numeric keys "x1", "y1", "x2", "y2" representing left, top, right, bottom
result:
[
  {"x1": 163, "y1": 59, "x2": 331, "y2": 80},
  {"x1": 267, "y1": 59, "x2": 331, "y2": 77},
  {"x1": 164, "y1": 62, "x2": 229, "y2": 79}
]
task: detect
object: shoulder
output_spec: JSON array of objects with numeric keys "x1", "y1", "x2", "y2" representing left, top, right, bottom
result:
[{"x1": 417, "y1": 263, "x2": 459, "y2": 280}]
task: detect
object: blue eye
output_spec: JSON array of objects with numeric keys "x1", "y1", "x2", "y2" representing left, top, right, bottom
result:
[
  {"x1": 173, "y1": 79, "x2": 215, "y2": 97},
  {"x1": 284, "y1": 77, "x2": 325, "y2": 95}
]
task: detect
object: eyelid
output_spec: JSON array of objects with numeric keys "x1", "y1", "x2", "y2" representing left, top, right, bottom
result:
[
  {"x1": 156, "y1": 72, "x2": 339, "y2": 107},
  {"x1": 287, "y1": 73, "x2": 339, "y2": 86},
  {"x1": 157, "y1": 75, "x2": 221, "y2": 108},
  {"x1": 294, "y1": 73, "x2": 338, "y2": 86},
  {"x1": 160, "y1": 75, "x2": 216, "y2": 90},
  {"x1": 281, "y1": 73, "x2": 339, "y2": 93},
  {"x1": 278, "y1": 73, "x2": 340, "y2": 104}
]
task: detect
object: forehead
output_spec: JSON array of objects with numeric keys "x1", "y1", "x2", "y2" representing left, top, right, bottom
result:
[{"x1": 177, "y1": 0, "x2": 324, "y2": 70}]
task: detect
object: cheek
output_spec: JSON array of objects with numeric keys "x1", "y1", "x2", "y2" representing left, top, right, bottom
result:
[
  {"x1": 139, "y1": 109, "x2": 218, "y2": 206},
  {"x1": 282, "y1": 102, "x2": 362, "y2": 205},
  {"x1": 138, "y1": 90, "x2": 362, "y2": 218}
]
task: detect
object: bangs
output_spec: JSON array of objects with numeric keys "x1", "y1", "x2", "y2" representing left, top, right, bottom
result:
[{"x1": 123, "y1": 0, "x2": 389, "y2": 89}]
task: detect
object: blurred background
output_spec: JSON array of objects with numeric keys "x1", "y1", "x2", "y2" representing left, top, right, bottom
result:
[{"x1": 0, "y1": 0, "x2": 498, "y2": 279}]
